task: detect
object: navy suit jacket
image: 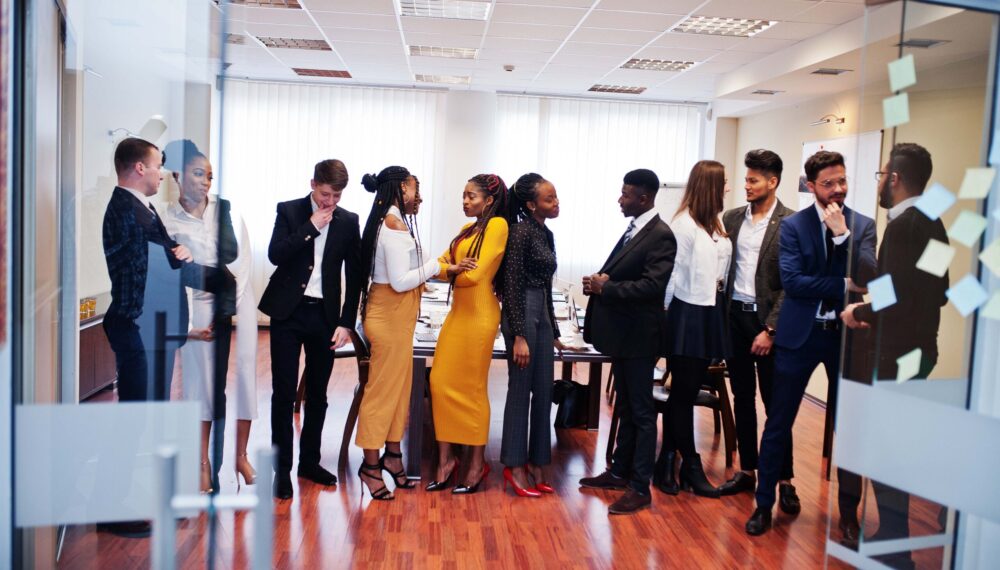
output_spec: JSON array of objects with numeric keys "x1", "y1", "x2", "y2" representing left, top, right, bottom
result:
[{"x1": 775, "y1": 205, "x2": 877, "y2": 350}]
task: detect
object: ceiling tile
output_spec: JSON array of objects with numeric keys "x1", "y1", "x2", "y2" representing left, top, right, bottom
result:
[
  {"x1": 271, "y1": 48, "x2": 347, "y2": 68},
  {"x1": 488, "y1": 22, "x2": 575, "y2": 41},
  {"x1": 478, "y1": 49, "x2": 554, "y2": 63},
  {"x1": 634, "y1": 46, "x2": 722, "y2": 62},
  {"x1": 400, "y1": 16, "x2": 487, "y2": 36},
  {"x1": 334, "y1": 41, "x2": 405, "y2": 57},
  {"x1": 726, "y1": 36, "x2": 797, "y2": 53},
  {"x1": 324, "y1": 27, "x2": 401, "y2": 44},
  {"x1": 569, "y1": 27, "x2": 660, "y2": 45},
  {"x1": 561, "y1": 42, "x2": 642, "y2": 58},
  {"x1": 651, "y1": 31, "x2": 743, "y2": 50},
  {"x1": 491, "y1": 5, "x2": 588, "y2": 26},
  {"x1": 482, "y1": 36, "x2": 561, "y2": 53},
  {"x1": 404, "y1": 32, "x2": 482, "y2": 49},
  {"x1": 596, "y1": 0, "x2": 705, "y2": 13},
  {"x1": 306, "y1": 0, "x2": 396, "y2": 14},
  {"x1": 754, "y1": 20, "x2": 835, "y2": 40},
  {"x1": 690, "y1": 60, "x2": 743, "y2": 73},
  {"x1": 227, "y1": 6, "x2": 315, "y2": 26},
  {"x1": 310, "y1": 12, "x2": 398, "y2": 30},
  {"x1": 494, "y1": 0, "x2": 593, "y2": 6},
  {"x1": 706, "y1": 49, "x2": 762, "y2": 64},
  {"x1": 788, "y1": 1, "x2": 866, "y2": 25},
  {"x1": 233, "y1": 22, "x2": 325, "y2": 40},
  {"x1": 697, "y1": 0, "x2": 816, "y2": 21},
  {"x1": 581, "y1": 10, "x2": 684, "y2": 32},
  {"x1": 339, "y1": 51, "x2": 409, "y2": 66},
  {"x1": 409, "y1": 57, "x2": 479, "y2": 71},
  {"x1": 600, "y1": 68, "x2": 676, "y2": 85},
  {"x1": 548, "y1": 52, "x2": 627, "y2": 68}
]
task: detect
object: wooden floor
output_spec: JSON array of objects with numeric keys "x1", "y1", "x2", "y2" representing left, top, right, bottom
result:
[{"x1": 59, "y1": 331, "x2": 946, "y2": 569}]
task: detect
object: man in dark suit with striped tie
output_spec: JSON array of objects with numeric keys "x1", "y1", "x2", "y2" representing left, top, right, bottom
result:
[{"x1": 578, "y1": 169, "x2": 676, "y2": 515}]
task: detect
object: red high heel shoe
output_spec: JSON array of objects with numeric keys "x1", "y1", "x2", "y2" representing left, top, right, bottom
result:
[
  {"x1": 526, "y1": 464, "x2": 555, "y2": 494},
  {"x1": 502, "y1": 467, "x2": 541, "y2": 498}
]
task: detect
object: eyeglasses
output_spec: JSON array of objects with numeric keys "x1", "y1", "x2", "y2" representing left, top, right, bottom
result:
[
  {"x1": 875, "y1": 171, "x2": 887, "y2": 181},
  {"x1": 816, "y1": 177, "x2": 848, "y2": 190}
]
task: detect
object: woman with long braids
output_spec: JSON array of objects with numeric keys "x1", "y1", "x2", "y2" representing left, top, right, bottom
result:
[
  {"x1": 425, "y1": 174, "x2": 510, "y2": 494},
  {"x1": 354, "y1": 167, "x2": 469, "y2": 500},
  {"x1": 656, "y1": 160, "x2": 732, "y2": 498},
  {"x1": 499, "y1": 173, "x2": 564, "y2": 498}
]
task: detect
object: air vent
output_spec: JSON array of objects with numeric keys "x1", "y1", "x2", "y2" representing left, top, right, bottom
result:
[
  {"x1": 225, "y1": 0, "x2": 302, "y2": 7},
  {"x1": 293, "y1": 68, "x2": 352, "y2": 78},
  {"x1": 256, "y1": 36, "x2": 331, "y2": 51},
  {"x1": 415, "y1": 74, "x2": 470, "y2": 85},
  {"x1": 621, "y1": 59, "x2": 694, "y2": 72},
  {"x1": 673, "y1": 16, "x2": 775, "y2": 38},
  {"x1": 588, "y1": 84, "x2": 646, "y2": 95},
  {"x1": 811, "y1": 68, "x2": 853, "y2": 76},
  {"x1": 226, "y1": 33, "x2": 246, "y2": 45},
  {"x1": 400, "y1": 0, "x2": 491, "y2": 21},
  {"x1": 409, "y1": 45, "x2": 478, "y2": 59},
  {"x1": 896, "y1": 38, "x2": 950, "y2": 49},
  {"x1": 751, "y1": 89, "x2": 783, "y2": 95}
]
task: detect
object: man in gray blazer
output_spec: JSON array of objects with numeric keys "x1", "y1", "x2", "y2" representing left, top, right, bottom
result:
[{"x1": 718, "y1": 150, "x2": 798, "y2": 512}]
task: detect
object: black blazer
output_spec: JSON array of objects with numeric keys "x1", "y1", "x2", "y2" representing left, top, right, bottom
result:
[
  {"x1": 722, "y1": 199, "x2": 795, "y2": 329},
  {"x1": 584, "y1": 213, "x2": 676, "y2": 358},
  {"x1": 258, "y1": 195, "x2": 362, "y2": 330}
]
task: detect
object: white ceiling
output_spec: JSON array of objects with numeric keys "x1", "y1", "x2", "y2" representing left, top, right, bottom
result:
[{"x1": 220, "y1": 0, "x2": 871, "y2": 102}]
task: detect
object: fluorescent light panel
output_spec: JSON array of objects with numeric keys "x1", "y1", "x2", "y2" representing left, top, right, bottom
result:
[
  {"x1": 227, "y1": 0, "x2": 301, "y2": 7},
  {"x1": 588, "y1": 84, "x2": 646, "y2": 95},
  {"x1": 409, "y1": 45, "x2": 478, "y2": 59},
  {"x1": 621, "y1": 58, "x2": 694, "y2": 72},
  {"x1": 399, "y1": 0, "x2": 491, "y2": 21},
  {"x1": 897, "y1": 38, "x2": 950, "y2": 49},
  {"x1": 256, "y1": 36, "x2": 331, "y2": 51},
  {"x1": 293, "y1": 68, "x2": 352, "y2": 78},
  {"x1": 226, "y1": 33, "x2": 246, "y2": 45},
  {"x1": 674, "y1": 15, "x2": 775, "y2": 38},
  {"x1": 811, "y1": 68, "x2": 852, "y2": 75},
  {"x1": 415, "y1": 73, "x2": 470, "y2": 85},
  {"x1": 751, "y1": 89, "x2": 783, "y2": 95}
]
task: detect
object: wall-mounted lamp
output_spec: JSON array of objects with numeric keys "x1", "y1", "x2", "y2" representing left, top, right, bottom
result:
[
  {"x1": 811, "y1": 114, "x2": 846, "y2": 126},
  {"x1": 108, "y1": 115, "x2": 168, "y2": 142}
]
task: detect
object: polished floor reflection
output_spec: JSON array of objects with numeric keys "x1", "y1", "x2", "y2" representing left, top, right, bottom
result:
[{"x1": 57, "y1": 331, "x2": 945, "y2": 569}]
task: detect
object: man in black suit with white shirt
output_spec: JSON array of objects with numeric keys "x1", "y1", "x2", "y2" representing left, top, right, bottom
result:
[{"x1": 259, "y1": 159, "x2": 362, "y2": 500}]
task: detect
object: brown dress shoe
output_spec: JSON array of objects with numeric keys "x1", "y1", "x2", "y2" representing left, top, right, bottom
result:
[
  {"x1": 609, "y1": 490, "x2": 651, "y2": 515},
  {"x1": 579, "y1": 470, "x2": 628, "y2": 490}
]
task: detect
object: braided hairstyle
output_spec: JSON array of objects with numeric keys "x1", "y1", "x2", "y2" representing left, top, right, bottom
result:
[
  {"x1": 446, "y1": 173, "x2": 509, "y2": 298},
  {"x1": 359, "y1": 165, "x2": 418, "y2": 318},
  {"x1": 508, "y1": 172, "x2": 546, "y2": 224}
]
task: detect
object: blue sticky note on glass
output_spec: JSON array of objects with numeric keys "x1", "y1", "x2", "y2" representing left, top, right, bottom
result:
[
  {"x1": 948, "y1": 210, "x2": 988, "y2": 247},
  {"x1": 946, "y1": 274, "x2": 989, "y2": 317},
  {"x1": 883, "y1": 93, "x2": 910, "y2": 128},
  {"x1": 915, "y1": 183, "x2": 956, "y2": 220},
  {"x1": 867, "y1": 274, "x2": 897, "y2": 312},
  {"x1": 888, "y1": 54, "x2": 917, "y2": 92},
  {"x1": 896, "y1": 348, "x2": 922, "y2": 383}
]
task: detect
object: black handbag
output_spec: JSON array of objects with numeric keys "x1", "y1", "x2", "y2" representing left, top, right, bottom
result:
[{"x1": 553, "y1": 379, "x2": 587, "y2": 428}]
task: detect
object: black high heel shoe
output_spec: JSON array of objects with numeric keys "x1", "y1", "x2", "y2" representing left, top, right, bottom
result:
[
  {"x1": 358, "y1": 461, "x2": 394, "y2": 501},
  {"x1": 678, "y1": 453, "x2": 720, "y2": 498},
  {"x1": 453, "y1": 463, "x2": 490, "y2": 495},
  {"x1": 425, "y1": 458, "x2": 458, "y2": 492},
  {"x1": 654, "y1": 451, "x2": 679, "y2": 495},
  {"x1": 380, "y1": 449, "x2": 417, "y2": 489}
]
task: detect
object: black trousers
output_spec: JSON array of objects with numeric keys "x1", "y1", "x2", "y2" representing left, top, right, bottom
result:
[
  {"x1": 728, "y1": 305, "x2": 792, "y2": 478},
  {"x1": 270, "y1": 299, "x2": 336, "y2": 473},
  {"x1": 104, "y1": 315, "x2": 178, "y2": 402},
  {"x1": 608, "y1": 356, "x2": 658, "y2": 494},
  {"x1": 661, "y1": 355, "x2": 708, "y2": 458}
]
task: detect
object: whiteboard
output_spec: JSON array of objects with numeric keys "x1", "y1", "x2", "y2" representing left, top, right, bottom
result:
[{"x1": 799, "y1": 131, "x2": 884, "y2": 219}]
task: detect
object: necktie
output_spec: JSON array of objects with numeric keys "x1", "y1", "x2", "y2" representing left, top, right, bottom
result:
[
  {"x1": 622, "y1": 220, "x2": 636, "y2": 244},
  {"x1": 820, "y1": 227, "x2": 837, "y2": 314}
]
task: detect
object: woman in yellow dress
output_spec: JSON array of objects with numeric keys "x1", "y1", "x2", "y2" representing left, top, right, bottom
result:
[{"x1": 426, "y1": 174, "x2": 510, "y2": 494}]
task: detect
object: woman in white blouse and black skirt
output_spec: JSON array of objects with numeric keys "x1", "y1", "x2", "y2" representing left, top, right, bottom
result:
[{"x1": 657, "y1": 160, "x2": 732, "y2": 498}]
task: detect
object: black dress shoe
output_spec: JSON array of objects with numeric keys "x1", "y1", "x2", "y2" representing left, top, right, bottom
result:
[
  {"x1": 96, "y1": 520, "x2": 151, "y2": 538},
  {"x1": 298, "y1": 463, "x2": 338, "y2": 486},
  {"x1": 653, "y1": 451, "x2": 679, "y2": 495},
  {"x1": 579, "y1": 470, "x2": 628, "y2": 490},
  {"x1": 745, "y1": 507, "x2": 772, "y2": 536},
  {"x1": 274, "y1": 471, "x2": 293, "y2": 500},
  {"x1": 609, "y1": 489, "x2": 651, "y2": 515},
  {"x1": 678, "y1": 454, "x2": 720, "y2": 498},
  {"x1": 778, "y1": 482, "x2": 801, "y2": 514},
  {"x1": 719, "y1": 471, "x2": 756, "y2": 496},
  {"x1": 839, "y1": 518, "x2": 861, "y2": 549}
]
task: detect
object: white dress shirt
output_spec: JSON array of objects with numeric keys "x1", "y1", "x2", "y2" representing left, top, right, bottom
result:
[
  {"x1": 372, "y1": 205, "x2": 440, "y2": 292},
  {"x1": 665, "y1": 209, "x2": 732, "y2": 307},
  {"x1": 732, "y1": 201, "x2": 777, "y2": 303},
  {"x1": 813, "y1": 202, "x2": 851, "y2": 320},
  {"x1": 305, "y1": 195, "x2": 328, "y2": 298},
  {"x1": 628, "y1": 207, "x2": 659, "y2": 238},
  {"x1": 163, "y1": 196, "x2": 220, "y2": 305},
  {"x1": 888, "y1": 195, "x2": 920, "y2": 221},
  {"x1": 122, "y1": 186, "x2": 152, "y2": 209}
]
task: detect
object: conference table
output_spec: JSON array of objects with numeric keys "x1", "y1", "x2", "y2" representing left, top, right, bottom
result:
[{"x1": 401, "y1": 283, "x2": 613, "y2": 479}]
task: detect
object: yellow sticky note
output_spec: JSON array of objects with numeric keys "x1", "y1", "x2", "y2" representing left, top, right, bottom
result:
[
  {"x1": 983, "y1": 293, "x2": 1000, "y2": 321},
  {"x1": 980, "y1": 238, "x2": 1000, "y2": 278},
  {"x1": 948, "y1": 210, "x2": 989, "y2": 247},
  {"x1": 884, "y1": 93, "x2": 910, "y2": 128},
  {"x1": 916, "y1": 238, "x2": 955, "y2": 277},
  {"x1": 888, "y1": 54, "x2": 917, "y2": 92},
  {"x1": 896, "y1": 348, "x2": 922, "y2": 383},
  {"x1": 958, "y1": 167, "x2": 996, "y2": 200}
]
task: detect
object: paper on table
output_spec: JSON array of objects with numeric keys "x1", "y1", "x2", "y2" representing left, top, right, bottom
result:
[
  {"x1": 883, "y1": 93, "x2": 910, "y2": 129},
  {"x1": 867, "y1": 274, "x2": 897, "y2": 312},
  {"x1": 946, "y1": 274, "x2": 989, "y2": 317},
  {"x1": 947, "y1": 210, "x2": 989, "y2": 247},
  {"x1": 982, "y1": 293, "x2": 1000, "y2": 321},
  {"x1": 958, "y1": 167, "x2": 996, "y2": 200},
  {"x1": 915, "y1": 239, "x2": 955, "y2": 277},
  {"x1": 896, "y1": 348, "x2": 922, "y2": 384},
  {"x1": 888, "y1": 54, "x2": 917, "y2": 92},
  {"x1": 915, "y1": 183, "x2": 956, "y2": 220},
  {"x1": 980, "y1": 238, "x2": 1000, "y2": 278}
]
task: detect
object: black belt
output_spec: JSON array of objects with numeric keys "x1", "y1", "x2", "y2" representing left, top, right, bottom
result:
[
  {"x1": 814, "y1": 319, "x2": 840, "y2": 331},
  {"x1": 730, "y1": 300, "x2": 757, "y2": 312},
  {"x1": 302, "y1": 295, "x2": 323, "y2": 305}
]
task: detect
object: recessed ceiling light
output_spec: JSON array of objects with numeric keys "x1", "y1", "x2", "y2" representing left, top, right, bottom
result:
[
  {"x1": 225, "y1": 0, "x2": 301, "y2": 7},
  {"x1": 415, "y1": 73, "x2": 470, "y2": 85},
  {"x1": 674, "y1": 16, "x2": 775, "y2": 38},
  {"x1": 811, "y1": 68, "x2": 853, "y2": 75},
  {"x1": 256, "y1": 36, "x2": 331, "y2": 51},
  {"x1": 751, "y1": 89, "x2": 783, "y2": 95},
  {"x1": 409, "y1": 45, "x2": 478, "y2": 59},
  {"x1": 293, "y1": 68, "x2": 352, "y2": 78},
  {"x1": 588, "y1": 84, "x2": 646, "y2": 95},
  {"x1": 621, "y1": 59, "x2": 694, "y2": 72},
  {"x1": 399, "y1": 0, "x2": 491, "y2": 21},
  {"x1": 896, "y1": 38, "x2": 951, "y2": 49},
  {"x1": 226, "y1": 33, "x2": 246, "y2": 45}
]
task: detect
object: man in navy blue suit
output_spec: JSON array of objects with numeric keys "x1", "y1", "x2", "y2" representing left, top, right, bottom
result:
[{"x1": 745, "y1": 151, "x2": 876, "y2": 540}]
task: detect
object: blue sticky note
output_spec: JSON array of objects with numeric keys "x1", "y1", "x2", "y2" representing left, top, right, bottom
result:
[
  {"x1": 915, "y1": 183, "x2": 957, "y2": 220},
  {"x1": 946, "y1": 274, "x2": 989, "y2": 317},
  {"x1": 868, "y1": 274, "x2": 897, "y2": 312},
  {"x1": 883, "y1": 93, "x2": 910, "y2": 128},
  {"x1": 896, "y1": 348, "x2": 922, "y2": 383},
  {"x1": 947, "y1": 210, "x2": 988, "y2": 247},
  {"x1": 888, "y1": 54, "x2": 917, "y2": 92}
]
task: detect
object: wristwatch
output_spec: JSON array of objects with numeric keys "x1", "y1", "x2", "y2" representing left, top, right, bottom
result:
[{"x1": 765, "y1": 326, "x2": 777, "y2": 338}]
